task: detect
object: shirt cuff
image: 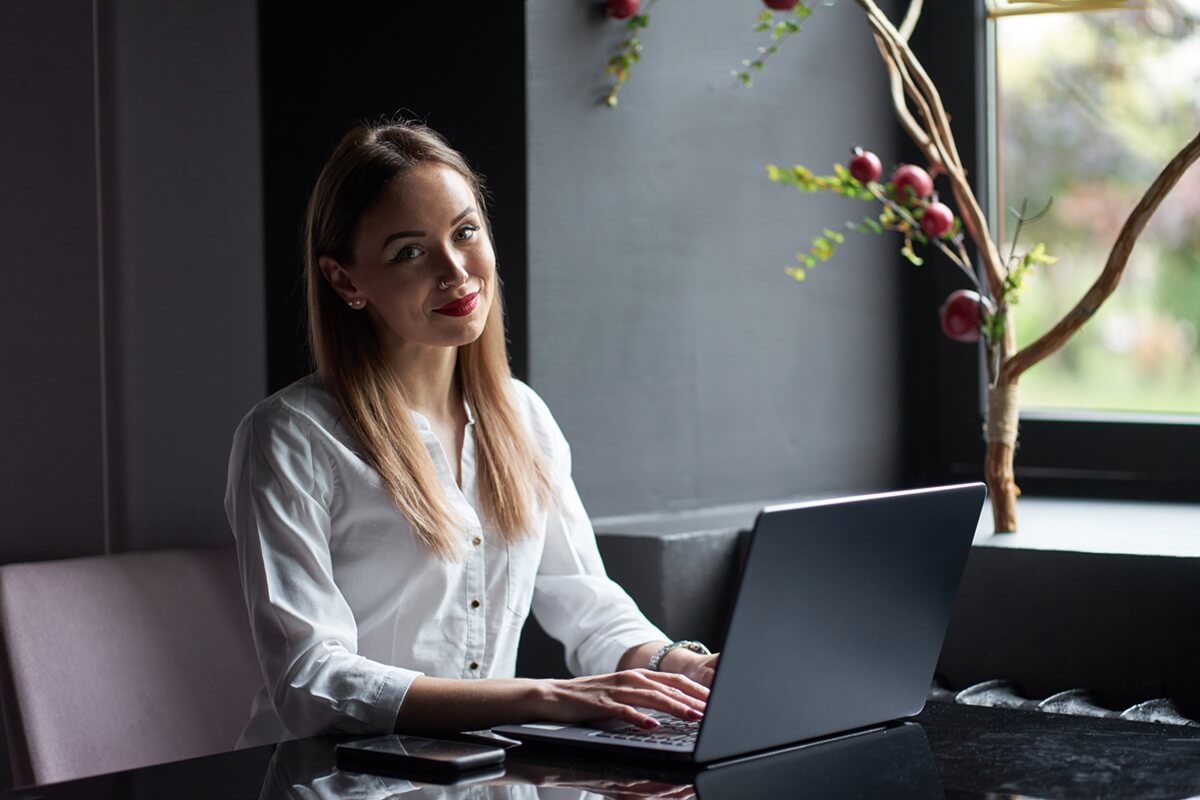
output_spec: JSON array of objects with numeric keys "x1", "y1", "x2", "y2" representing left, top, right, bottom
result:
[
  {"x1": 590, "y1": 624, "x2": 669, "y2": 675},
  {"x1": 370, "y1": 666, "x2": 423, "y2": 732}
]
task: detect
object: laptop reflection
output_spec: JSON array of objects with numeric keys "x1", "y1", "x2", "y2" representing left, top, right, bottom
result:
[{"x1": 693, "y1": 723, "x2": 942, "y2": 800}]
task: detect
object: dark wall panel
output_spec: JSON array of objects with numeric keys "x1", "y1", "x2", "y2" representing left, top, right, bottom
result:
[
  {"x1": 258, "y1": 1, "x2": 528, "y2": 390},
  {"x1": 526, "y1": 1, "x2": 905, "y2": 515},
  {"x1": 0, "y1": 1, "x2": 107, "y2": 564}
]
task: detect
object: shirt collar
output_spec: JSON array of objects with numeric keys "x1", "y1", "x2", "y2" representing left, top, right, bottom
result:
[{"x1": 408, "y1": 396, "x2": 476, "y2": 431}]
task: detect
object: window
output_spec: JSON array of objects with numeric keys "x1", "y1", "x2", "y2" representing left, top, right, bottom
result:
[
  {"x1": 904, "y1": 2, "x2": 1200, "y2": 502},
  {"x1": 995, "y1": 3, "x2": 1200, "y2": 416}
]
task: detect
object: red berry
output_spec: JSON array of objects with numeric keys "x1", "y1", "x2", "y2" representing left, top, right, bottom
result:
[
  {"x1": 891, "y1": 164, "x2": 934, "y2": 205},
  {"x1": 606, "y1": 0, "x2": 639, "y2": 19},
  {"x1": 848, "y1": 147, "x2": 882, "y2": 183},
  {"x1": 764, "y1": 0, "x2": 800, "y2": 9},
  {"x1": 921, "y1": 201, "x2": 955, "y2": 237},
  {"x1": 939, "y1": 290, "x2": 994, "y2": 343}
]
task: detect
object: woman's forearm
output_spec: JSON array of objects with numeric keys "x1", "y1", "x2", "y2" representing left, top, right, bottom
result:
[{"x1": 394, "y1": 676, "x2": 548, "y2": 734}]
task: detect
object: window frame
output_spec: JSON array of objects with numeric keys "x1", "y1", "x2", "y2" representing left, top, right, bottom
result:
[{"x1": 902, "y1": 1, "x2": 1200, "y2": 503}]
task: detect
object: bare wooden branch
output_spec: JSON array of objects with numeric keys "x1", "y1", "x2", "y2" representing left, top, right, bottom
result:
[
  {"x1": 1001, "y1": 128, "x2": 1200, "y2": 382},
  {"x1": 870, "y1": 0, "x2": 931, "y2": 154},
  {"x1": 864, "y1": 5, "x2": 964, "y2": 177},
  {"x1": 871, "y1": 33, "x2": 937, "y2": 159},
  {"x1": 897, "y1": 0, "x2": 924, "y2": 39}
]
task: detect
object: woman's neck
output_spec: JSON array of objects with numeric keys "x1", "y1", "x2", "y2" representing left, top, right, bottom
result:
[{"x1": 385, "y1": 342, "x2": 462, "y2": 423}]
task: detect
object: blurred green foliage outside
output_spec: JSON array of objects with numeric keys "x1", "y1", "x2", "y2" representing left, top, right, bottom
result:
[{"x1": 997, "y1": 4, "x2": 1200, "y2": 415}]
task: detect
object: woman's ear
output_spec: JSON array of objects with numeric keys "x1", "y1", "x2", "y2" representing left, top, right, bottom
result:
[{"x1": 318, "y1": 256, "x2": 361, "y2": 305}]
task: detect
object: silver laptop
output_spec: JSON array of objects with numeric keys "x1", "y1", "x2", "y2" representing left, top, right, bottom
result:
[{"x1": 494, "y1": 483, "x2": 986, "y2": 765}]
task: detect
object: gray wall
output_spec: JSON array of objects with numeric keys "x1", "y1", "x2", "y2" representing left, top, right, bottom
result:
[
  {"x1": 103, "y1": 0, "x2": 265, "y2": 552},
  {"x1": 527, "y1": 1, "x2": 904, "y2": 515}
]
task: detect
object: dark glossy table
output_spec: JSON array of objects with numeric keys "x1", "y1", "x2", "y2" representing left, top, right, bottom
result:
[{"x1": 5, "y1": 701, "x2": 1200, "y2": 799}]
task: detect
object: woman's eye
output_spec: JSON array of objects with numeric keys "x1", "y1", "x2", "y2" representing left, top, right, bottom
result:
[
  {"x1": 391, "y1": 244, "x2": 423, "y2": 262},
  {"x1": 455, "y1": 224, "x2": 481, "y2": 241}
]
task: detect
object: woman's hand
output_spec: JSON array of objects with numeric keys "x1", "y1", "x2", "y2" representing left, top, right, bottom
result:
[
  {"x1": 536, "y1": 668, "x2": 708, "y2": 730},
  {"x1": 658, "y1": 649, "x2": 720, "y2": 689}
]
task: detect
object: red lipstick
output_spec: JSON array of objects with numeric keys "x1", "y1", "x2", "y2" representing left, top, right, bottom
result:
[{"x1": 434, "y1": 291, "x2": 480, "y2": 317}]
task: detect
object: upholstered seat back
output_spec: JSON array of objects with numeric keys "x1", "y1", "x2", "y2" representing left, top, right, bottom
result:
[{"x1": 0, "y1": 546, "x2": 261, "y2": 786}]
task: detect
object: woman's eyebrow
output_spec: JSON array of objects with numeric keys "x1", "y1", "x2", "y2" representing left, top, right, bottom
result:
[{"x1": 379, "y1": 207, "x2": 476, "y2": 252}]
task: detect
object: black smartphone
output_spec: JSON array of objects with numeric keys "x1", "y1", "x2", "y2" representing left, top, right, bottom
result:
[{"x1": 336, "y1": 734, "x2": 506, "y2": 779}]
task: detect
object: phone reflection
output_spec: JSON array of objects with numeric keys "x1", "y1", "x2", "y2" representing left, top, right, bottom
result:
[{"x1": 257, "y1": 722, "x2": 939, "y2": 800}]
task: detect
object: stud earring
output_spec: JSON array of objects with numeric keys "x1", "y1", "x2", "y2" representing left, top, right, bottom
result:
[{"x1": 348, "y1": 299, "x2": 365, "y2": 309}]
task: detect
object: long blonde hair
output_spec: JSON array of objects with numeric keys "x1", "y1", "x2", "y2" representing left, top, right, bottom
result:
[{"x1": 304, "y1": 121, "x2": 551, "y2": 559}]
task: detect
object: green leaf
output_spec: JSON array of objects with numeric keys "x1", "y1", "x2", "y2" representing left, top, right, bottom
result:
[
  {"x1": 863, "y1": 216, "x2": 883, "y2": 234},
  {"x1": 823, "y1": 228, "x2": 845, "y2": 244},
  {"x1": 1027, "y1": 242, "x2": 1058, "y2": 265},
  {"x1": 900, "y1": 239, "x2": 924, "y2": 266},
  {"x1": 804, "y1": 255, "x2": 816, "y2": 268},
  {"x1": 983, "y1": 310, "x2": 1007, "y2": 341},
  {"x1": 786, "y1": 266, "x2": 807, "y2": 281},
  {"x1": 795, "y1": 4, "x2": 812, "y2": 18},
  {"x1": 812, "y1": 237, "x2": 835, "y2": 261},
  {"x1": 766, "y1": 164, "x2": 782, "y2": 182}
]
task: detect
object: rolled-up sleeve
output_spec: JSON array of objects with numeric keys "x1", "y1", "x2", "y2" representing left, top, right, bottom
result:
[
  {"x1": 523, "y1": 393, "x2": 667, "y2": 676},
  {"x1": 225, "y1": 405, "x2": 421, "y2": 738}
]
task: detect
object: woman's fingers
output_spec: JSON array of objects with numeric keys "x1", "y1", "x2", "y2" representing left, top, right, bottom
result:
[
  {"x1": 545, "y1": 669, "x2": 710, "y2": 728},
  {"x1": 637, "y1": 668, "x2": 710, "y2": 700},
  {"x1": 609, "y1": 687, "x2": 705, "y2": 723}
]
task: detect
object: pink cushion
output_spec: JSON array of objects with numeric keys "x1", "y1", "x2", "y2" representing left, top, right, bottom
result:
[{"x1": 0, "y1": 547, "x2": 262, "y2": 786}]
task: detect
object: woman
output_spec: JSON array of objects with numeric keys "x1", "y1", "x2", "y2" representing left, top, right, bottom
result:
[{"x1": 225, "y1": 120, "x2": 717, "y2": 748}]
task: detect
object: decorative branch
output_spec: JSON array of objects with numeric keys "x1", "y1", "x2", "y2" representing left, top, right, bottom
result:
[
  {"x1": 855, "y1": 0, "x2": 1008, "y2": 299},
  {"x1": 1000, "y1": 128, "x2": 1200, "y2": 382}
]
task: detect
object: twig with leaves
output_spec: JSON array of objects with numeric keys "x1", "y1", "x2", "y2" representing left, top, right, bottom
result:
[
  {"x1": 733, "y1": 5, "x2": 812, "y2": 88},
  {"x1": 605, "y1": 0, "x2": 658, "y2": 107}
]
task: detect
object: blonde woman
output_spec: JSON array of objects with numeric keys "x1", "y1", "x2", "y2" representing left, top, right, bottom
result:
[{"x1": 225, "y1": 121, "x2": 717, "y2": 748}]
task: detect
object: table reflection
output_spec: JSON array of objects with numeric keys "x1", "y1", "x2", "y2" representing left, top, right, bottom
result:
[
  {"x1": 258, "y1": 737, "x2": 694, "y2": 800},
  {"x1": 258, "y1": 722, "x2": 938, "y2": 800}
]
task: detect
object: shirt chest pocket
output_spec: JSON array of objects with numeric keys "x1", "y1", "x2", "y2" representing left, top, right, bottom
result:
[{"x1": 505, "y1": 534, "x2": 544, "y2": 619}]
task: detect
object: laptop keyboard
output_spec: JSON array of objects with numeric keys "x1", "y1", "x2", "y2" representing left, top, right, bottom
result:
[{"x1": 587, "y1": 713, "x2": 699, "y2": 747}]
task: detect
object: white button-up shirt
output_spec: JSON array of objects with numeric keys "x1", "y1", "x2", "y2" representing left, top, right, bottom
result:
[{"x1": 225, "y1": 374, "x2": 666, "y2": 747}]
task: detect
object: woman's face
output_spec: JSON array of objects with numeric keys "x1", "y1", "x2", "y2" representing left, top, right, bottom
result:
[{"x1": 322, "y1": 163, "x2": 496, "y2": 353}]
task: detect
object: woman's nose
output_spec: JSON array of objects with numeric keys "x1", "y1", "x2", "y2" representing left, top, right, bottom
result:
[{"x1": 439, "y1": 248, "x2": 471, "y2": 287}]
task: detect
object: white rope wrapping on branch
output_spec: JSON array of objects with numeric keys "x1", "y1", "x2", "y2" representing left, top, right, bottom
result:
[{"x1": 985, "y1": 384, "x2": 1020, "y2": 447}]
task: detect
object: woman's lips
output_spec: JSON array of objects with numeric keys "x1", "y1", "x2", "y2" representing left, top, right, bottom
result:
[{"x1": 433, "y1": 291, "x2": 480, "y2": 317}]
